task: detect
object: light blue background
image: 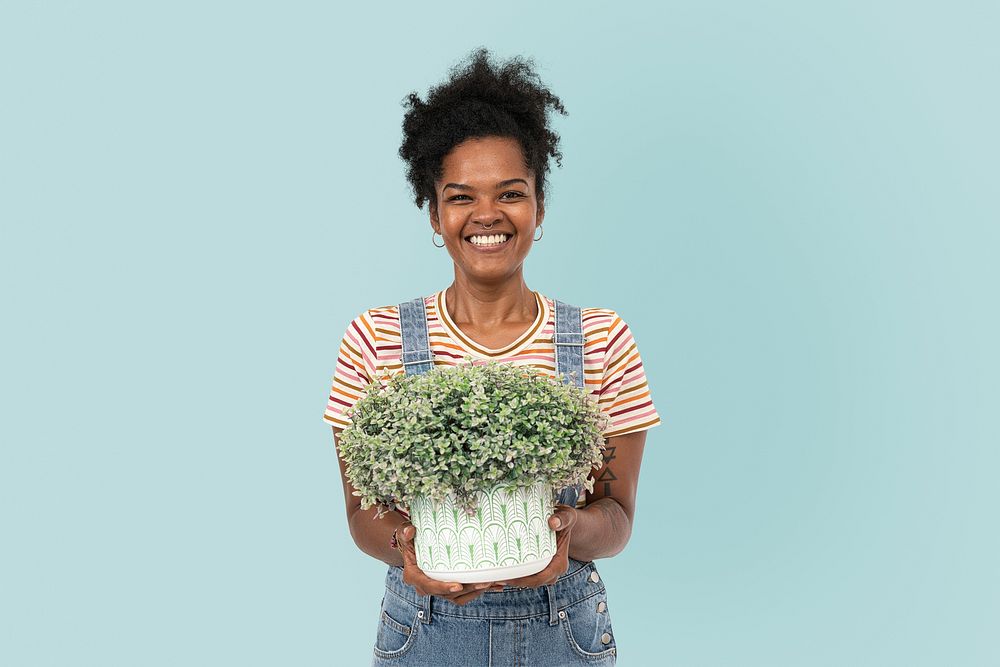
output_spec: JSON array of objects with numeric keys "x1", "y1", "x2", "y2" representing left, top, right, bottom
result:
[{"x1": 2, "y1": 1, "x2": 997, "y2": 665}]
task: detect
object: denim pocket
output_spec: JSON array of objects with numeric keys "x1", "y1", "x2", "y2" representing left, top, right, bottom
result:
[
  {"x1": 373, "y1": 591, "x2": 420, "y2": 660},
  {"x1": 560, "y1": 592, "x2": 617, "y2": 660}
]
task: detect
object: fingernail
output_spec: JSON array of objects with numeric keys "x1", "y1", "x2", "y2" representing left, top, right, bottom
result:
[
  {"x1": 553, "y1": 518, "x2": 562, "y2": 528},
  {"x1": 476, "y1": 583, "x2": 490, "y2": 589},
  {"x1": 450, "y1": 584, "x2": 462, "y2": 592}
]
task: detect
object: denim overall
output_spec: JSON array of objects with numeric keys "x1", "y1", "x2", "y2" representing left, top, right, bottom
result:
[{"x1": 370, "y1": 295, "x2": 617, "y2": 666}]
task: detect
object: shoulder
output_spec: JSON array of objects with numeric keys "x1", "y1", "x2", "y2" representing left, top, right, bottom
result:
[
  {"x1": 366, "y1": 292, "x2": 436, "y2": 320},
  {"x1": 348, "y1": 304, "x2": 397, "y2": 341},
  {"x1": 351, "y1": 292, "x2": 435, "y2": 339},
  {"x1": 363, "y1": 303, "x2": 400, "y2": 325},
  {"x1": 580, "y1": 306, "x2": 620, "y2": 330},
  {"x1": 543, "y1": 295, "x2": 617, "y2": 325},
  {"x1": 538, "y1": 294, "x2": 634, "y2": 328},
  {"x1": 573, "y1": 304, "x2": 625, "y2": 339}
]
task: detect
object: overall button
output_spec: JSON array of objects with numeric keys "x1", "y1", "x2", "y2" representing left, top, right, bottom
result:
[
  {"x1": 590, "y1": 571, "x2": 600, "y2": 583},
  {"x1": 558, "y1": 610, "x2": 566, "y2": 619},
  {"x1": 597, "y1": 601, "x2": 607, "y2": 613},
  {"x1": 601, "y1": 632, "x2": 612, "y2": 644}
]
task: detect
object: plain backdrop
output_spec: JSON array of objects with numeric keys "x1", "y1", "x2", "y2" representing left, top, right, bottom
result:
[{"x1": 1, "y1": 1, "x2": 997, "y2": 665}]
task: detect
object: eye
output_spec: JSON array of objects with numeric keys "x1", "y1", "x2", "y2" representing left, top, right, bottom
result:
[
  {"x1": 448, "y1": 194, "x2": 471, "y2": 201},
  {"x1": 501, "y1": 191, "x2": 526, "y2": 200}
]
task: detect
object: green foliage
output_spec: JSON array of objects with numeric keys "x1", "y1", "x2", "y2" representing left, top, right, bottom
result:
[{"x1": 338, "y1": 357, "x2": 611, "y2": 519}]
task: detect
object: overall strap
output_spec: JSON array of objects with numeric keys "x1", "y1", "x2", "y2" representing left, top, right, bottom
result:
[
  {"x1": 552, "y1": 298, "x2": 586, "y2": 508},
  {"x1": 553, "y1": 299, "x2": 585, "y2": 389},
  {"x1": 397, "y1": 296, "x2": 433, "y2": 622},
  {"x1": 398, "y1": 296, "x2": 434, "y2": 376}
]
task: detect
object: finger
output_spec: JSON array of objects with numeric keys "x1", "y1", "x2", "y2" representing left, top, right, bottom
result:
[
  {"x1": 450, "y1": 580, "x2": 508, "y2": 604},
  {"x1": 419, "y1": 575, "x2": 468, "y2": 597},
  {"x1": 549, "y1": 506, "x2": 575, "y2": 531},
  {"x1": 497, "y1": 574, "x2": 526, "y2": 587},
  {"x1": 398, "y1": 526, "x2": 474, "y2": 596},
  {"x1": 553, "y1": 530, "x2": 573, "y2": 568},
  {"x1": 449, "y1": 586, "x2": 492, "y2": 605},
  {"x1": 397, "y1": 525, "x2": 420, "y2": 570},
  {"x1": 438, "y1": 579, "x2": 503, "y2": 603}
]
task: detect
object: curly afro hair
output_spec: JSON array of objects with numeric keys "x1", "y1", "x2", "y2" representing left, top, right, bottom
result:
[{"x1": 398, "y1": 47, "x2": 568, "y2": 211}]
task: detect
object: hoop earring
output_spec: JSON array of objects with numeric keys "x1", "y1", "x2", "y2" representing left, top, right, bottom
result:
[
  {"x1": 432, "y1": 230, "x2": 445, "y2": 248},
  {"x1": 533, "y1": 226, "x2": 544, "y2": 241}
]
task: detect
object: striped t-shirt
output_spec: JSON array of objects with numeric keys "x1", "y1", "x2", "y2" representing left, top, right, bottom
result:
[{"x1": 324, "y1": 289, "x2": 662, "y2": 515}]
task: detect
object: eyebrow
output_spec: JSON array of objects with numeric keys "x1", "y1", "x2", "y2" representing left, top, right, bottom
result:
[{"x1": 443, "y1": 178, "x2": 529, "y2": 192}]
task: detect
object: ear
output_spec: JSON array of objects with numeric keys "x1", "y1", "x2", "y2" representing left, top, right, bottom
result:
[
  {"x1": 429, "y1": 199, "x2": 439, "y2": 231},
  {"x1": 536, "y1": 198, "x2": 545, "y2": 226}
]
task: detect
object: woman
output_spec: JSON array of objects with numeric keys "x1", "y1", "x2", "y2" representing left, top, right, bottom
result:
[{"x1": 323, "y1": 47, "x2": 662, "y2": 666}]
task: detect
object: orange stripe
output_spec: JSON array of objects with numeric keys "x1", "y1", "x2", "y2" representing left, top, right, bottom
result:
[
  {"x1": 605, "y1": 345, "x2": 638, "y2": 378},
  {"x1": 340, "y1": 339, "x2": 364, "y2": 365}
]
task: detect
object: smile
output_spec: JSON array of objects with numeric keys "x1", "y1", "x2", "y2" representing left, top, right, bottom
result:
[{"x1": 464, "y1": 233, "x2": 513, "y2": 251}]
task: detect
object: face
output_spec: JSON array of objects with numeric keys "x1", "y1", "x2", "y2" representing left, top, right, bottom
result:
[{"x1": 429, "y1": 135, "x2": 544, "y2": 282}]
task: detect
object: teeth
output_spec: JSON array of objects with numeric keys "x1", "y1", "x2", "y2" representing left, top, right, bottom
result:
[{"x1": 468, "y1": 234, "x2": 510, "y2": 246}]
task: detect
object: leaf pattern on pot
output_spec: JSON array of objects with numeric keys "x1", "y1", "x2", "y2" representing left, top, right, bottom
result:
[
  {"x1": 411, "y1": 482, "x2": 556, "y2": 575},
  {"x1": 482, "y1": 523, "x2": 508, "y2": 567}
]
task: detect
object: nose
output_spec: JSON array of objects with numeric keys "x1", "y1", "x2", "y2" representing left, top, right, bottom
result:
[{"x1": 470, "y1": 199, "x2": 502, "y2": 227}]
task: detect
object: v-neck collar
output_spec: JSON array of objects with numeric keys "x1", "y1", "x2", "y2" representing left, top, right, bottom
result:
[{"x1": 435, "y1": 288, "x2": 548, "y2": 358}]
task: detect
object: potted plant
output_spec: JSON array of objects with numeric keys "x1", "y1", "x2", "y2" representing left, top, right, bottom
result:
[{"x1": 337, "y1": 358, "x2": 610, "y2": 583}]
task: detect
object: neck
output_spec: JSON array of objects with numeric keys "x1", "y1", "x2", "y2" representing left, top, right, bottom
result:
[{"x1": 444, "y1": 278, "x2": 537, "y2": 328}]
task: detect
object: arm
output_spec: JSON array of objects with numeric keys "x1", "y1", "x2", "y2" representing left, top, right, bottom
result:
[
  {"x1": 567, "y1": 429, "x2": 647, "y2": 562},
  {"x1": 332, "y1": 425, "x2": 407, "y2": 567}
]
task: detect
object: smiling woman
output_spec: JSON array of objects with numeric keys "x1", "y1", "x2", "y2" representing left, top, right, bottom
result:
[
  {"x1": 323, "y1": 46, "x2": 662, "y2": 666},
  {"x1": 432, "y1": 135, "x2": 543, "y2": 275}
]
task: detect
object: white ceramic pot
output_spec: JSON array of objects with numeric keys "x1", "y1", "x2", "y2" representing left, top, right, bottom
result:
[{"x1": 407, "y1": 480, "x2": 557, "y2": 583}]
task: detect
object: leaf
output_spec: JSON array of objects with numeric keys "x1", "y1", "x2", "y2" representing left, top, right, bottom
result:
[{"x1": 339, "y1": 359, "x2": 608, "y2": 509}]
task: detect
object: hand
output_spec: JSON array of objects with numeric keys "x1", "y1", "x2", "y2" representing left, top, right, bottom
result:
[
  {"x1": 396, "y1": 523, "x2": 507, "y2": 606},
  {"x1": 487, "y1": 503, "x2": 578, "y2": 590}
]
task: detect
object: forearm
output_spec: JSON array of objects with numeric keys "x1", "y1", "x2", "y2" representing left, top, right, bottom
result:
[
  {"x1": 349, "y1": 505, "x2": 408, "y2": 567},
  {"x1": 567, "y1": 497, "x2": 632, "y2": 562}
]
